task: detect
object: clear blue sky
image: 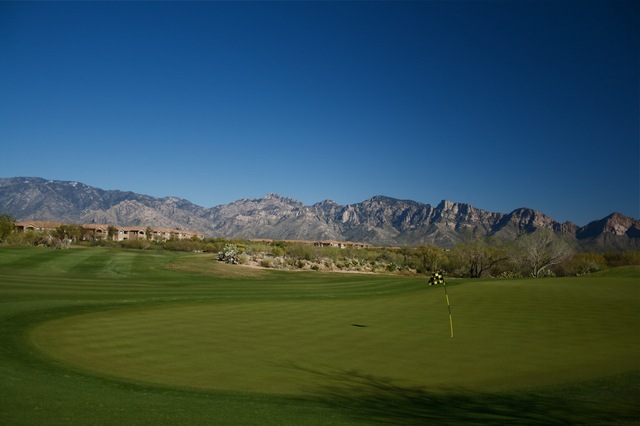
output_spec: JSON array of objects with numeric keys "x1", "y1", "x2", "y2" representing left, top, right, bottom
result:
[{"x1": 1, "y1": 1, "x2": 638, "y2": 226}]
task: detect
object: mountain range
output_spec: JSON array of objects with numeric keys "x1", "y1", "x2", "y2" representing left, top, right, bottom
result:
[{"x1": 1, "y1": 177, "x2": 638, "y2": 250}]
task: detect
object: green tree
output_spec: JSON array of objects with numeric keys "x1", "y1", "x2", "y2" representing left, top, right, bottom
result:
[
  {"x1": 145, "y1": 227, "x2": 154, "y2": 241},
  {"x1": 53, "y1": 224, "x2": 68, "y2": 240},
  {"x1": 67, "y1": 224, "x2": 83, "y2": 241},
  {"x1": 53, "y1": 224, "x2": 81, "y2": 241},
  {"x1": 0, "y1": 214, "x2": 16, "y2": 242},
  {"x1": 415, "y1": 245, "x2": 444, "y2": 273},
  {"x1": 107, "y1": 225, "x2": 117, "y2": 241}
]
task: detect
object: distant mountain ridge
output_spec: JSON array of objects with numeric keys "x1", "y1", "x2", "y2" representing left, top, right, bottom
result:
[{"x1": 1, "y1": 177, "x2": 638, "y2": 250}]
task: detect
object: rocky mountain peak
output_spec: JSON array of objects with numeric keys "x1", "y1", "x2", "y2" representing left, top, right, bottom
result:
[
  {"x1": 508, "y1": 207, "x2": 556, "y2": 228},
  {"x1": 260, "y1": 193, "x2": 303, "y2": 207},
  {"x1": 436, "y1": 199, "x2": 454, "y2": 211},
  {"x1": 577, "y1": 212, "x2": 640, "y2": 239},
  {"x1": 313, "y1": 199, "x2": 338, "y2": 207},
  {"x1": 604, "y1": 212, "x2": 639, "y2": 235}
]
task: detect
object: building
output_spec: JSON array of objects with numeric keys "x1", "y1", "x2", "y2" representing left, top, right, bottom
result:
[{"x1": 14, "y1": 221, "x2": 204, "y2": 242}]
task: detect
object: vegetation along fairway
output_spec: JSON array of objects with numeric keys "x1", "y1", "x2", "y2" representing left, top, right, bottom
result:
[{"x1": 1, "y1": 246, "x2": 638, "y2": 425}]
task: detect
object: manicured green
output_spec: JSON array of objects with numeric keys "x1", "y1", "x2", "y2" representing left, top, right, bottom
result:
[{"x1": 0, "y1": 246, "x2": 638, "y2": 425}]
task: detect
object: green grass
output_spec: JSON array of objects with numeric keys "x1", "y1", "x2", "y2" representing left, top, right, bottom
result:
[{"x1": 0, "y1": 246, "x2": 638, "y2": 425}]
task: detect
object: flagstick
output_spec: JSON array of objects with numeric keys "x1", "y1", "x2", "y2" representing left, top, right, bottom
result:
[
  {"x1": 442, "y1": 280, "x2": 454, "y2": 338},
  {"x1": 429, "y1": 272, "x2": 454, "y2": 338}
]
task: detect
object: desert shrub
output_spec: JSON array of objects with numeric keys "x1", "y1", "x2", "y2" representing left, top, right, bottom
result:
[
  {"x1": 202, "y1": 238, "x2": 228, "y2": 253},
  {"x1": 497, "y1": 270, "x2": 522, "y2": 279},
  {"x1": 200, "y1": 242, "x2": 220, "y2": 253},
  {"x1": 559, "y1": 252, "x2": 607, "y2": 276},
  {"x1": 489, "y1": 257, "x2": 520, "y2": 278},
  {"x1": 91, "y1": 238, "x2": 118, "y2": 248},
  {"x1": 6, "y1": 230, "x2": 39, "y2": 245},
  {"x1": 244, "y1": 242, "x2": 268, "y2": 255},
  {"x1": 259, "y1": 258, "x2": 273, "y2": 268},
  {"x1": 285, "y1": 243, "x2": 316, "y2": 261},
  {"x1": 604, "y1": 250, "x2": 640, "y2": 267},
  {"x1": 270, "y1": 245, "x2": 285, "y2": 257},
  {"x1": 376, "y1": 249, "x2": 395, "y2": 263},
  {"x1": 218, "y1": 244, "x2": 242, "y2": 264},
  {"x1": 320, "y1": 247, "x2": 342, "y2": 262},
  {"x1": 163, "y1": 240, "x2": 205, "y2": 252},
  {"x1": 120, "y1": 239, "x2": 152, "y2": 250},
  {"x1": 370, "y1": 261, "x2": 385, "y2": 273}
]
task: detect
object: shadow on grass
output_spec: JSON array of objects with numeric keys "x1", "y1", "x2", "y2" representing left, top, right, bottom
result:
[{"x1": 291, "y1": 365, "x2": 640, "y2": 425}]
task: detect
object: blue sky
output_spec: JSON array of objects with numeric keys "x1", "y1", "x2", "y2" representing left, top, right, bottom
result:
[{"x1": 1, "y1": 1, "x2": 638, "y2": 226}]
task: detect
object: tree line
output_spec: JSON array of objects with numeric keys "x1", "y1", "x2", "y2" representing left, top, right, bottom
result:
[
  {"x1": 1, "y1": 213, "x2": 638, "y2": 277},
  {"x1": 219, "y1": 233, "x2": 637, "y2": 278}
]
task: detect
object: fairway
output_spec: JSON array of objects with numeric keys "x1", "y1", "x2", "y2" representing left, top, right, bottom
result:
[{"x1": 2, "y1": 246, "x2": 639, "y2": 425}]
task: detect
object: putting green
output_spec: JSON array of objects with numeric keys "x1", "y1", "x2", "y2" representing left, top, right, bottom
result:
[{"x1": 30, "y1": 277, "x2": 640, "y2": 396}]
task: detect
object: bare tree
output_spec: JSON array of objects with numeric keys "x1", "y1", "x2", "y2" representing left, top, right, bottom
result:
[
  {"x1": 517, "y1": 230, "x2": 572, "y2": 277},
  {"x1": 455, "y1": 238, "x2": 508, "y2": 278}
]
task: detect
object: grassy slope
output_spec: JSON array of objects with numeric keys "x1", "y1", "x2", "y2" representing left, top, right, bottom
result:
[{"x1": 0, "y1": 246, "x2": 638, "y2": 425}]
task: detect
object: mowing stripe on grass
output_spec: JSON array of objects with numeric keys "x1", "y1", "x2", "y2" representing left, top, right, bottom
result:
[{"x1": 2, "y1": 247, "x2": 639, "y2": 425}]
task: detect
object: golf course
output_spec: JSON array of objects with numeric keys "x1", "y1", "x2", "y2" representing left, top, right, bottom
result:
[{"x1": 0, "y1": 246, "x2": 638, "y2": 425}]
